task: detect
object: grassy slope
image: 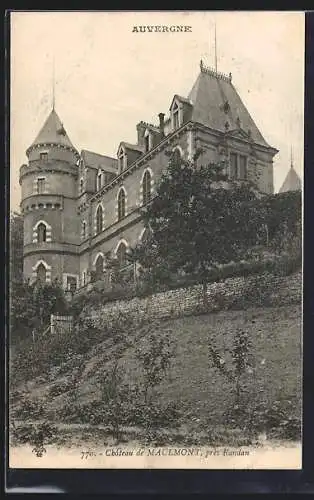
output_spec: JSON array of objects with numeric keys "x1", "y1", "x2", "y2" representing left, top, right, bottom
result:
[{"x1": 15, "y1": 303, "x2": 302, "y2": 426}]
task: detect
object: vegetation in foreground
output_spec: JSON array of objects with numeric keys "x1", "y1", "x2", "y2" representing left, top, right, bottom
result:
[{"x1": 10, "y1": 301, "x2": 301, "y2": 455}]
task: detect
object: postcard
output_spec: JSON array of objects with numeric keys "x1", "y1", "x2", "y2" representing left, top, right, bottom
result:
[{"x1": 9, "y1": 10, "x2": 303, "y2": 470}]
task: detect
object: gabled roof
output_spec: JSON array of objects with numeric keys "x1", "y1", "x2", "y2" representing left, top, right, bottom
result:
[
  {"x1": 81, "y1": 149, "x2": 117, "y2": 174},
  {"x1": 188, "y1": 65, "x2": 273, "y2": 149},
  {"x1": 30, "y1": 108, "x2": 76, "y2": 150},
  {"x1": 169, "y1": 94, "x2": 192, "y2": 110},
  {"x1": 118, "y1": 142, "x2": 144, "y2": 154},
  {"x1": 279, "y1": 165, "x2": 301, "y2": 193}
]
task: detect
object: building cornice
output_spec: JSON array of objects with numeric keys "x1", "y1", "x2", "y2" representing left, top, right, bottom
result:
[{"x1": 26, "y1": 141, "x2": 80, "y2": 159}]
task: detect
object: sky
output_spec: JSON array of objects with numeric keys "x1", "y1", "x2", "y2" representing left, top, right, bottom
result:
[{"x1": 10, "y1": 11, "x2": 304, "y2": 210}]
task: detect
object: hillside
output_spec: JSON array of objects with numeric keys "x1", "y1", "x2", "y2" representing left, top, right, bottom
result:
[{"x1": 10, "y1": 299, "x2": 302, "y2": 446}]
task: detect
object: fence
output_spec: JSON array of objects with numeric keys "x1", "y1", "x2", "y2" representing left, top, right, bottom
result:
[{"x1": 50, "y1": 314, "x2": 73, "y2": 334}]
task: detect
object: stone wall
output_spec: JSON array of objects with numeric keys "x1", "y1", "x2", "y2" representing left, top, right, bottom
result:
[{"x1": 82, "y1": 271, "x2": 302, "y2": 328}]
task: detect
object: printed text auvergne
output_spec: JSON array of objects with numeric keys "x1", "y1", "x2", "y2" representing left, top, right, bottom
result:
[{"x1": 132, "y1": 25, "x2": 192, "y2": 33}]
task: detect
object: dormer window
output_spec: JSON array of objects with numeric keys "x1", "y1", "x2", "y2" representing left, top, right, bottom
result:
[{"x1": 173, "y1": 103, "x2": 179, "y2": 129}]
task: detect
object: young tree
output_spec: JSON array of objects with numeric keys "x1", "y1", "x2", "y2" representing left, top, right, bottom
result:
[
  {"x1": 135, "y1": 326, "x2": 176, "y2": 404},
  {"x1": 208, "y1": 328, "x2": 254, "y2": 427},
  {"x1": 133, "y1": 150, "x2": 261, "y2": 304}
]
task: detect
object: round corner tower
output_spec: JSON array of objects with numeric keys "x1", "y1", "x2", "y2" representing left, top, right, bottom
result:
[{"x1": 19, "y1": 107, "x2": 80, "y2": 291}]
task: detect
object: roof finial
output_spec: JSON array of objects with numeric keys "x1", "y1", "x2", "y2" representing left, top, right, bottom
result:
[
  {"x1": 214, "y1": 22, "x2": 218, "y2": 73},
  {"x1": 52, "y1": 55, "x2": 55, "y2": 111},
  {"x1": 290, "y1": 145, "x2": 294, "y2": 169},
  {"x1": 200, "y1": 59, "x2": 204, "y2": 70}
]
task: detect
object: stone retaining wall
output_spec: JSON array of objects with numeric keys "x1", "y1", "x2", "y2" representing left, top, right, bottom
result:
[{"x1": 81, "y1": 271, "x2": 302, "y2": 329}]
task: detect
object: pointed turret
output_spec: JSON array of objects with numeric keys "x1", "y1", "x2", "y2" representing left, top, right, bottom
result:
[
  {"x1": 28, "y1": 108, "x2": 76, "y2": 152},
  {"x1": 279, "y1": 157, "x2": 301, "y2": 193}
]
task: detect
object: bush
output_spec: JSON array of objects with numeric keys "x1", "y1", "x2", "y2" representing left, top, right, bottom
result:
[
  {"x1": 11, "y1": 421, "x2": 58, "y2": 456},
  {"x1": 250, "y1": 398, "x2": 301, "y2": 440}
]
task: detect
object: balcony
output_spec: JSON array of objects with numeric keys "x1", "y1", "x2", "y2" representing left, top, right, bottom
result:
[{"x1": 24, "y1": 241, "x2": 79, "y2": 257}]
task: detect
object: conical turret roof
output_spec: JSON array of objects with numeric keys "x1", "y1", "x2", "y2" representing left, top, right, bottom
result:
[
  {"x1": 29, "y1": 108, "x2": 76, "y2": 150},
  {"x1": 279, "y1": 165, "x2": 301, "y2": 193}
]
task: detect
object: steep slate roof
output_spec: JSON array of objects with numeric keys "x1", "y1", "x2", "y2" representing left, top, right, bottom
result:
[
  {"x1": 188, "y1": 66, "x2": 271, "y2": 148},
  {"x1": 119, "y1": 142, "x2": 145, "y2": 153},
  {"x1": 30, "y1": 108, "x2": 76, "y2": 150},
  {"x1": 81, "y1": 149, "x2": 118, "y2": 174},
  {"x1": 279, "y1": 165, "x2": 301, "y2": 193}
]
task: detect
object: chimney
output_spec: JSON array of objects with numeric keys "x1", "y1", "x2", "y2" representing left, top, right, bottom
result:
[
  {"x1": 158, "y1": 113, "x2": 165, "y2": 136},
  {"x1": 136, "y1": 122, "x2": 146, "y2": 146}
]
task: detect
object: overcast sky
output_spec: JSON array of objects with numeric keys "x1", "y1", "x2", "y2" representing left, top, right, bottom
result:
[{"x1": 10, "y1": 11, "x2": 304, "y2": 210}]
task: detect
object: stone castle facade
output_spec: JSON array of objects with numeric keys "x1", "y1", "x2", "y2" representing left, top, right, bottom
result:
[{"x1": 19, "y1": 61, "x2": 278, "y2": 291}]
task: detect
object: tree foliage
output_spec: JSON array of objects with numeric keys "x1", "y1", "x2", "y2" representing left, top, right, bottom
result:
[
  {"x1": 133, "y1": 150, "x2": 261, "y2": 301},
  {"x1": 132, "y1": 151, "x2": 301, "y2": 300},
  {"x1": 10, "y1": 280, "x2": 69, "y2": 344},
  {"x1": 10, "y1": 211, "x2": 24, "y2": 284}
]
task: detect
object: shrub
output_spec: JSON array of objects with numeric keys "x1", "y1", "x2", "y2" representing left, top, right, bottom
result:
[
  {"x1": 11, "y1": 421, "x2": 58, "y2": 456},
  {"x1": 250, "y1": 398, "x2": 301, "y2": 440}
]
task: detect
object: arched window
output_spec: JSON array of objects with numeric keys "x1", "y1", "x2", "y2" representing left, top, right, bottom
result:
[
  {"x1": 142, "y1": 170, "x2": 152, "y2": 205},
  {"x1": 79, "y1": 177, "x2": 84, "y2": 194},
  {"x1": 116, "y1": 242, "x2": 127, "y2": 268},
  {"x1": 140, "y1": 227, "x2": 152, "y2": 244},
  {"x1": 37, "y1": 223, "x2": 47, "y2": 243},
  {"x1": 172, "y1": 147, "x2": 183, "y2": 164},
  {"x1": 36, "y1": 263, "x2": 47, "y2": 284},
  {"x1": 118, "y1": 188, "x2": 126, "y2": 221},
  {"x1": 96, "y1": 205, "x2": 103, "y2": 234},
  {"x1": 95, "y1": 254, "x2": 104, "y2": 280}
]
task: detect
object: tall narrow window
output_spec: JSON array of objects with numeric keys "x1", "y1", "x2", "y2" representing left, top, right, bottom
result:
[
  {"x1": 40, "y1": 152, "x2": 48, "y2": 162},
  {"x1": 82, "y1": 271, "x2": 86, "y2": 287},
  {"x1": 144, "y1": 134, "x2": 150, "y2": 153},
  {"x1": 79, "y1": 178, "x2": 84, "y2": 194},
  {"x1": 118, "y1": 150, "x2": 125, "y2": 173},
  {"x1": 82, "y1": 221, "x2": 86, "y2": 239},
  {"x1": 239, "y1": 155, "x2": 247, "y2": 180},
  {"x1": 142, "y1": 170, "x2": 152, "y2": 205},
  {"x1": 37, "y1": 177, "x2": 45, "y2": 194},
  {"x1": 95, "y1": 255, "x2": 104, "y2": 280},
  {"x1": 97, "y1": 171, "x2": 102, "y2": 191},
  {"x1": 37, "y1": 263, "x2": 47, "y2": 284},
  {"x1": 229, "y1": 153, "x2": 238, "y2": 180},
  {"x1": 173, "y1": 103, "x2": 179, "y2": 129},
  {"x1": 67, "y1": 276, "x2": 77, "y2": 292},
  {"x1": 116, "y1": 242, "x2": 127, "y2": 268},
  {"x1": 118, "y1": 188, "x2": 126, "y2": 220},
  {"x1": 96, "y1": 205, "x2": 103, "y2": 234},
  {"x1": 37, "y1": 223, "x2": 47, "y2": 243}
]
